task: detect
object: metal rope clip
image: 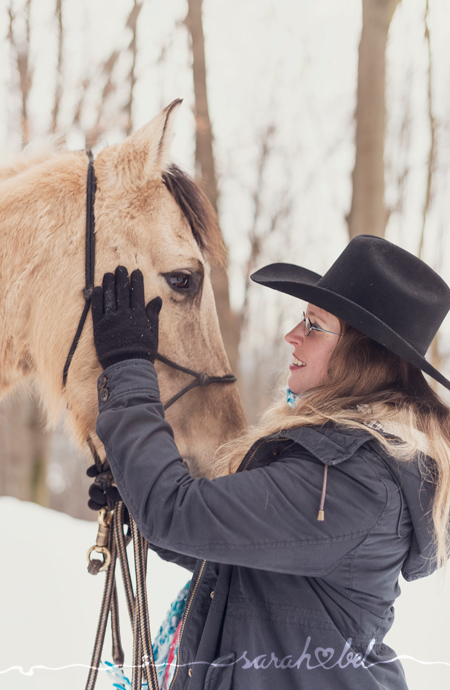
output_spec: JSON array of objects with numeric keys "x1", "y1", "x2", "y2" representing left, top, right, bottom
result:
[{"x1": 87, "y1": 506, "x2": 113, "y2": 575}]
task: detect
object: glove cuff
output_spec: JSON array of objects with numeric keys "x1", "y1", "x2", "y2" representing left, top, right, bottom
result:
[{"x1": 99, "y1": 351, "x2": 155, "y2": 369}]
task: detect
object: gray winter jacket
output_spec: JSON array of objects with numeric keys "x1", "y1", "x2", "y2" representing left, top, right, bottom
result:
[{"x1": 95, "y1": 359, "x2": 437, "y2": 690}]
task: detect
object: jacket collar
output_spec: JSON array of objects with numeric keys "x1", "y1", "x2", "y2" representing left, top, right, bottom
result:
[{"x1": 270, "y1": 424, "x2": 374, "y2": 466}]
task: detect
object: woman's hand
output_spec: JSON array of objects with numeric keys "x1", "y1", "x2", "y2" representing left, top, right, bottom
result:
[
  {"x1": 86, "y1": 461, "x2": 122, "y2": 511},
  {"x1": 91, "y1": 265, "x2": 162, "y2": 369}
]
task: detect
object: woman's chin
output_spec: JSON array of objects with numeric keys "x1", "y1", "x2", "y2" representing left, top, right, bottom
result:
[{"x1": 287, "y1": 374, "x2": 302, "y2": 396}]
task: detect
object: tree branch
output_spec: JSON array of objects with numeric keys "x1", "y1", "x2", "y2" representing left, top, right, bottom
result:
[
  {"x1": 418, "y1": 0, "x2": 436, "y2": 259},
  {"x1": 7, "y1": 0, "x2": 34, "y2": 144},
  {"x1": 51, "y1": 0, "x2": 64, "y2": 134},
  {"x1": 124, "y1": 1, "x2": 143, "y2": 136}
]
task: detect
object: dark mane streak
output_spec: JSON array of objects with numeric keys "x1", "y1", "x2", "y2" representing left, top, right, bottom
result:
[{"x1": 162, "y1": 164, "x2": 226, "y2": 267}]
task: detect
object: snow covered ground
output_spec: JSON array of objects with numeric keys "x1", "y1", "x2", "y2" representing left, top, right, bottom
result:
[
  {"x1": 0, "y1": 497, "x2": 189, "y2": 690},
  {"x1": 1, "y1": 496, "x2": 450, "y2": 690}
]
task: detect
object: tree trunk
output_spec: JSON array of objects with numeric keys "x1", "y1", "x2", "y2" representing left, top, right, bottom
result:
[
  {"x1": 346, "y1": 0, "x2": 401, "y2": 239},
  {"x1": 51, "y1": 0, "x2": 63, "y2": 134},
  {"x1": 420, "y1": 0, "x2": 440, "y2": 388},
  {"x1": 185, "y1": 0, "x2": 240, "y2": 372},
  {"x1": 7, "y1": 0, "x2": 34, "y2": 144},
  {"x1": 0, "y1": 395, "x2": 50, "y2": 506}
]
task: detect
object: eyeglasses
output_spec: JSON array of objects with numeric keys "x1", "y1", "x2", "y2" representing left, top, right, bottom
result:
[{"x1": 302, "y1": 312, "x2": 341, "y2": 337}]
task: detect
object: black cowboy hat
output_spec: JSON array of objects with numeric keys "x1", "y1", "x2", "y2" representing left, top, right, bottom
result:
[{"x1": 251, "y1": 234, "x2": 450, "y2": 391}]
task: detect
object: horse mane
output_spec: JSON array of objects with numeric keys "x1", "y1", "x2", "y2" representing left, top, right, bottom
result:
[
  {"x1": 0, "y1": 141, "x2": 64, "y2": 181},
  {"x1": 162, "y1": 164, "x2": 226, "y2": 267}
]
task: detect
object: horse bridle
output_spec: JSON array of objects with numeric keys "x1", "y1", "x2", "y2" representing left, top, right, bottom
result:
[
  {"x1": 63, "y1": 152, "x2": 238, "y2": 690},
  {"x1": 63, "y1": 151, "x2": 236, "y2": 411}
]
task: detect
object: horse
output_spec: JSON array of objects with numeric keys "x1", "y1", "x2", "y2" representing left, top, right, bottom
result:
[{"x1": 0, "y1": 99, "x2": 245, "y2": 479}]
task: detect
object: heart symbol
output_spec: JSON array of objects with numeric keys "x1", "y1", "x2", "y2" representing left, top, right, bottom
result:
[{"x1": 314, "y1": 647, "x2": 335, "y2": 665}]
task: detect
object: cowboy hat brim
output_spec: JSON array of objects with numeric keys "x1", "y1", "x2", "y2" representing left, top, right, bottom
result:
[{"x1": 251, "y1": 262, "x2": 450, "y2": 391}]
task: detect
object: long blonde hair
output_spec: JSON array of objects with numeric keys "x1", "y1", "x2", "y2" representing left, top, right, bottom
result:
[{"x1": 214, "y1": 323, "x2": 450, "y2": 569}]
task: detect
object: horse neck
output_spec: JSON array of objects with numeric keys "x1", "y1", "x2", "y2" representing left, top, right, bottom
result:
[{"x1": 0, "y1": 151, "x2": 87, "y2": 404}]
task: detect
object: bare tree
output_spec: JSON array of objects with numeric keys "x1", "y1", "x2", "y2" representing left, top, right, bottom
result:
[
  {"x1": 124, "y1": 1, "x2": 143, "y2": 136},
  {"x1": 418, "y1": 0, "x2": 441, "y2": 388},
  {"x1": 77, "y1": 2, "x2": 143, "y2": 148},
  {"x1": 346, "y1": 0, "x2": 401, "y2": 239},
  {"x1": 7, "y1": 0, "x2": 33, "y2": 144},
  {"x1": 51, "y1": 0, "x2": 64, "y2": 134},
  {"x1": 389, "y1": 66, "x2": 412, "y2": 235},
  {"x1": 185, "y1": 0, "x2": 240, "y2": 372},
  {"x1": 0, "y1": 395, "x2": 50, "y2": 507},
  {"x1": 241, "y1": 124, "x2": 292, "y2": 327},
  {"x1": 418, "y1": 0, "x2": 435, "y2": 260}
]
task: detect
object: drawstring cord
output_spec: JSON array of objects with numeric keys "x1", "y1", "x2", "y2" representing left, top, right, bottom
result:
[
  {"x1": 317, "y1": 465, "x2": 328, "y2": 521},
  {"x1": 286, "y1": 388, "x2": 328, "y2": 520}
]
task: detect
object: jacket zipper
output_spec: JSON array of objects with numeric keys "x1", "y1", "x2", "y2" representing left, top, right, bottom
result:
[
  {"x1": 239, "y1": 438, "x2": 270, "y2": 472},
  {"x1": 239, "y1": 436, "x2": 289, "y2": 473},
  {"x1": 169, "y1": 559, "x2": 206, "y2": 690}
]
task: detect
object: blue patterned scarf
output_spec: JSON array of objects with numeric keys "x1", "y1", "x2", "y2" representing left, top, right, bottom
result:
[{"x1": 286, "y1": 387, "x2": 298, "y2": 408}]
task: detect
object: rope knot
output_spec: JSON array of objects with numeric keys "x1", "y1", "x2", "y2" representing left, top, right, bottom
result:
[
  {"x1": 198, "y1": 372, "x2": 209, "y2": 386},
  {"x1": 83, "y1": 286, "x2": 94, "y2": 300}
]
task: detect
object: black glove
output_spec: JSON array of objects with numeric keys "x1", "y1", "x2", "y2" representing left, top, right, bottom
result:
[
  {"x1": 91, "y1": 266, "x2": 162, "y2": 369},
  {"x1": 86, "y1": 462, "x2": 122, "y2": 511}
]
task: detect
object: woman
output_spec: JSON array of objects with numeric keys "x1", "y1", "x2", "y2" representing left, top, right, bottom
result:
[{"x1": 90, "y1": 234, "x2": 450, "y2": 690}]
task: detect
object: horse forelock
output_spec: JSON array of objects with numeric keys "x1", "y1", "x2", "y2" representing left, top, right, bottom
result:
[{"x1": 162, "y1": 164, "x2": 226, "y2": 268}]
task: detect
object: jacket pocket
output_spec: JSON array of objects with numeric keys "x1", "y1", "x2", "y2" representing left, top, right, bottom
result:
[{"x1": 203, "y1": 652, "x2": 236, "y2": 690}]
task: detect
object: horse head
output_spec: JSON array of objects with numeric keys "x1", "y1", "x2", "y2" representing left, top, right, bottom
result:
[{"x1": 0, "y1": 100, "x2": 245, "y2": 478}]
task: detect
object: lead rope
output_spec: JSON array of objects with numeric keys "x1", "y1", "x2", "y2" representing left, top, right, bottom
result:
[
  {"x1": 85, "y1": 508, "x2": 118, "y2": 690},
  {"x1": 132, "y1": 519, "x2": 159, "y2": 690},
  {"x1": 111, "y1": 584, "x2": 125, "y2": 667},
  {"x1": 86, "y1": 503, "x2": 159, "y2": 690}
]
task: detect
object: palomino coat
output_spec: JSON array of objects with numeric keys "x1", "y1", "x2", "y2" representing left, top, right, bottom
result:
[{"x1": 95, "y1": 359, "x2": 437, "y2": 690}]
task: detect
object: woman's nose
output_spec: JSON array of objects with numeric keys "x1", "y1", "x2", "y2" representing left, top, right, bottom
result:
[{"x1": 285, "y1": 321, "x2": 305, "y2": 345}]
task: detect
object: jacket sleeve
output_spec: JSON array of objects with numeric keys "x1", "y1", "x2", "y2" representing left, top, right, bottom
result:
[
  {"x1": 147, "y1": 542, "x2": 197, "y2": 573},
  {"x1": 96, "y1": 360, "x2": 389, "y2": 577}
]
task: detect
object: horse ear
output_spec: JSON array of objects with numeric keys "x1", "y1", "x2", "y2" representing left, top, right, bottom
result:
[{"x1": 102, "y1": 99, "x2": 182, "y2": 188}]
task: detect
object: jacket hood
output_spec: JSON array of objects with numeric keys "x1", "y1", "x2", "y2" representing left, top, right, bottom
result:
[{"x1": 280, "y1": 424, "x2": 437, "y2": 582}]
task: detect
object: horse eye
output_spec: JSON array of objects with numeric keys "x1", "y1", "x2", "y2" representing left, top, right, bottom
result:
[
  {"x1": 162, "y1": 270, "x2": 202, "y2": 296},
  {"x1": 167, "y1": 273, "x2": 191, "y2": 290}
]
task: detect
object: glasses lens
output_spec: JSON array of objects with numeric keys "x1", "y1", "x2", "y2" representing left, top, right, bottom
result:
[{"x1": 303, "y1": 312, "x2": 311, "y2": 336}]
